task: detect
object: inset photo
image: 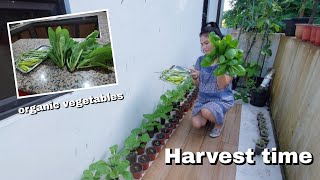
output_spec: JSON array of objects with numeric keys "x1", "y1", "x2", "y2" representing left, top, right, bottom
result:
[{"x1": 7, "y1": 9, "x2": 117, "y2": 99}]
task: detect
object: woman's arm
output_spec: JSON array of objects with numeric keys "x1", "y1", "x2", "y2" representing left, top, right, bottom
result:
[
  {"x1": 217, "y1": 74, "x2": 233, "y2": 90},
  {"x1": 191, "y1": 69, "x2": 200, "y2": 87}
]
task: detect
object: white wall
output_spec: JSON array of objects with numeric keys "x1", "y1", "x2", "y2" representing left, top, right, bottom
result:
[{"x1": 0, "y1": 1, "x2": 211, "y2": 180}]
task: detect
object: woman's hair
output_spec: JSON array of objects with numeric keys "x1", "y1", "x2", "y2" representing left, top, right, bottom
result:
[{"x1": 199, "y1": 22, "x2": 224, "y2": 39}]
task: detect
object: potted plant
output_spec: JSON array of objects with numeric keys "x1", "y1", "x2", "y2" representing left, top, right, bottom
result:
[
  {"x1": 130, "y1": 162, "x2": 143, "y2": 179},
  {"x1": 106, "y1": 145, "x2": 133, "y2": 180},
  {"x1": 156, "y1": 133, "x2": 166, "y2": 145},
  {"x1": 260, "y1": 129, "x2": 269, "y2": 138},
  {"x1": 151, "y1": 139, "x2": 162, "y2": 152},
  {"x1": 259, "y1": 122, "x2": 267, "y2": 130},
  {"x1": 261, "y1": 137, "x2": 270, "y2": 146},
  {"x1": 146, "y1": 147, "x2": 157, "y2": 161},
  {"x1": 165, "y1": 122, "x2": 174, "y2": 132},
  {"x1": 82, "y1": 160, "x2": 112, "y2": 180},
  {"x1": 161, "y1": 128, "x2": 171, "y2": 139},
  {"x1": 255, "y1": 139, "x2": 266, "y2": 155},
  {"x1": 169, "y1": 118, "x2": 178, "y2": 127},
  {"x1": 138, "y1": 154, "x2": 151, "y2": 170},
  {"x1": 124, "y1": 131, "x2": 150, "y2": 157},
  {"x1": 143, "y1": 113, "x2": 162, "y2": 135}
]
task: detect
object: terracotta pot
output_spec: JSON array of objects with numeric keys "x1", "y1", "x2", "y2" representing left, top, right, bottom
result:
[
  {"x1": 302, "y1": 24, "x2": 313, "y2": 41},
  {"x1": 295, "y1": 24, "x2": 305, "y2": 39},
  {"x1": 136, "y1": 146, "x2": 145, "y2": 155},
  {"x1": 152, "y1": 139, "x2": 162, "y2": 152},
  {"x1": 161, "y1": 128, "x2": 171, "y2": 139},
  {"x1": 146, "y1": 147, "x2": 157, "y2": 161},
  {"x1": 315, "y1": 26, "x2": 320, "y2": 46},
  {"x1": 310, "y1": 25, "x2": 319, "y2": 43},
  {"x1": 138, "y1": 155, "x2": 150, "y2": 170},
  {"x1": 130, "y1": 163, "x2": 143, "y2": 179},
  {"x1": 156, "y1": 133, "x2": 166, "y2": 145}
]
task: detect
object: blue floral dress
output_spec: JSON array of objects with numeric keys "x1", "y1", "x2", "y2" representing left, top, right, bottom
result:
[{"x1": 192, "y1": 55, "x2": 235, "y2": 125}]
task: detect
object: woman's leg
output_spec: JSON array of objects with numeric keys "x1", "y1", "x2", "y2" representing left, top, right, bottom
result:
[
  {"x1": 192, "y1": 112, "x2": 207, "y2": 129},
  {"x1": 200, "y1": 108, "x2": 223, "y2": 128}
]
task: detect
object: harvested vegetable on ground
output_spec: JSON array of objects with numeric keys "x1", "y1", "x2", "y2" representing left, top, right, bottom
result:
[{"x1": 200, "y1": 32, "x2": 246, "y2": 77}]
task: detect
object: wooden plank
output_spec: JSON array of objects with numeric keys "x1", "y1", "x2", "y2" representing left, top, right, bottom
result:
[
  {"x1": 270, "y1": 36, "x2": 320, "y2": 180},
  {"x1": 229, "y1": 105, "x2": 241, "y2": 146},
  {"x1": 142, "y1": 111, "x2": 193, "y2": 180},
  {"x1": 212, "y1": 143, "x2": 238, "y2": 180},
  {"x1": 142, "y1": 104, "x2": 242, "y2": 180},
  {"x1": 79, "y1": 24, "x2": 97, "y2": 38},
  {"x1": 35, "y1": 27, "x2": 48, "y2": 38}
]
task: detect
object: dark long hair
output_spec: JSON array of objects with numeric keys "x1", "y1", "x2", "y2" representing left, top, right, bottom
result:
[{"x1": 199, "y1": 22, "x2": 224, "y2": 39}]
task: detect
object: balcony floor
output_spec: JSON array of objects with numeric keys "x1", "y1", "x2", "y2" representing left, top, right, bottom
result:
[
  {"x1": 143, "y1": 104, "x2": 241, "y2": 180},
  {"x1": 142, "y1": 103, "x2": 283, "y2": 180}
]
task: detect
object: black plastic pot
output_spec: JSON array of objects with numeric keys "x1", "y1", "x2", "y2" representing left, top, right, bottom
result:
[
  {"x1": 126, "y1": 152, "x2": 137, "y2": 165},
  {"x1": 250, "y1": 90, "x2": 268, "y2": 107},
  {"x1": 284, "y1": 17, "x2": 310, "y2": 36}
]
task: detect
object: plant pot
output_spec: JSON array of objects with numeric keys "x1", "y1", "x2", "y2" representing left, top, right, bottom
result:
[
  {"x1": 146, "y1": 147, "x2": 157, "y2": 161},
  {"x1": 171, "y1": 119, "x2": 178, "y2": 128},
  {"x1": 260, "y1": 130, "x2": 269, "y2": 138},
  {"x1": 161, "y1": 128, "x2": 171, "y2": 139},
  {"x1": 261, "y1": 137, "x2": 269, "y2": 146},
  {"x1": 258, "y1": 122, "x2": 267, "y2": 129},
  {"x1": 165, "y1": 123, "x2": 174, "y2": 132},
  {"x1": 160, "y1": 118, "x2": 166, "y2": 125},
  {"x1": 174, "y1": 112, "x2": 182, "y2": 120},
  {"x1": 255, "y1": 144, "x2": 265, "y2": 155},
  {"x1": 152, "y1": 139, "x2": 162, "y2": 152},
  {"x1": 166, "y1": 111, "x2": 171, "y2": 116},
  {"x1": 130, "y1": 162, "x2": 143, "y2": 179},
  {"x1": 126, "y1": 152, "x2": 137, "y2": 165},
  {"x1": 302, "y1": 24, "x2": 313, "y2": 41},
  {"x1": 138, "y1": 155, "x2": 150, "y2": 170},
  {"x1": 147, "y1": 130, "x2": 155, "y2": 138},
  {"x1": 310, "y1": 25, "x2": 319, "y2": 43},
  {"x1": 250, "y1": 89, "x2": 268, "y2": 107},
  {"x1": 284, "y1": 17, "x2": 310, "y2": 36},
  {"x1": 315, "y1": 26, "x2": 320, "y2": 46},
  {"x1": 156, "y1": 133, "x2": 166, "y2": 145},
  {"x1": 137, "y1": 142, "x2": 146, "y2": 155},
  {"x1": 295, "y1": 24, "x2": 306, "y2": 39},
  {"x1": 153, "y1": 125, "x2": 160, "y2": 133}
]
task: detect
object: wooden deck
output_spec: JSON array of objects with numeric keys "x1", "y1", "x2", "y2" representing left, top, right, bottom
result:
[{"x1": 142, "y1": 104, "x2": 242, "y2": 180}]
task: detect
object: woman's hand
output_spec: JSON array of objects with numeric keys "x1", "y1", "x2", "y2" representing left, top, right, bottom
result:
[
  {"x1": 217, "y1": 74, "x2": 233, "y2": 90},
  {"x1": 190, "y1": 68, "x2": 200, "y2": 86}
]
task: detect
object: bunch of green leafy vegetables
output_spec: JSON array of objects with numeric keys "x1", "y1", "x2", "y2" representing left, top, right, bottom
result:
[
  {"x1": 200, "y1": 32, "x2": 246, "y2": 77},
  {"x1": 47, "y1": 26, "x2": 113, "y2": 72}
]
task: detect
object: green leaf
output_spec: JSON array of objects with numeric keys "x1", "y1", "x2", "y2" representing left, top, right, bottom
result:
[
  {"x1": 219, "y1": 55, "x2": 226, "y2": 64},
  {"x1": 227, "y1": 59, "x2": 238, "y2": 66},
  {"x1": 109, "y1": 144, "x2": 118, "y2": 155},
  {"x1": 140, "y1": 133, "x2": 151, "y2": 142},
  {"x1": 224, "y1": 48, "x2": 237, "y2": 59},
  {"x1": 222, "y1": 34, "x2": 232, "y2": 43},
  {"x1": 209, "y1": 47, "x2": 217, "y2": 57},
  {"x1": 233, "y1": 65, "x2": 246, "y2": 76},
  {"x1": 229, "y1": 40, "x2": 238, "y2": 48},
  {"x1": 200, "y1": 55, "x2": 214, "y2": 67},
  {"x1": 122, "y1": 171, "x2": 133, "y2": 180}
]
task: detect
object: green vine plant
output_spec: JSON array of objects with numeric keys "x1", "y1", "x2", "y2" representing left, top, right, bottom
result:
[{"x1": 200, "y1": 32, "x2": 246, "y2": 77}]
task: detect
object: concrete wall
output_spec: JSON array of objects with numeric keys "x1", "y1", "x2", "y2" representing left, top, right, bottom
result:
[
  {"x1": 0, "y1": 1, "x2": 209, "y2": 180},
  {"x1": 231, "y1": 31, "x2": 281, "y2": 77},
  {"x1": 270, "y1": 36, "x2": 320, "y2": 180}
]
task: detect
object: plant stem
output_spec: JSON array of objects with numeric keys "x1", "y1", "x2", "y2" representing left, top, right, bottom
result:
[
  {"x1": 244, "y1": 29, "x2": 258, "y2": 63},
  {"x1": 308, "y1": 0, "x2": 320, "y2": 24}
]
